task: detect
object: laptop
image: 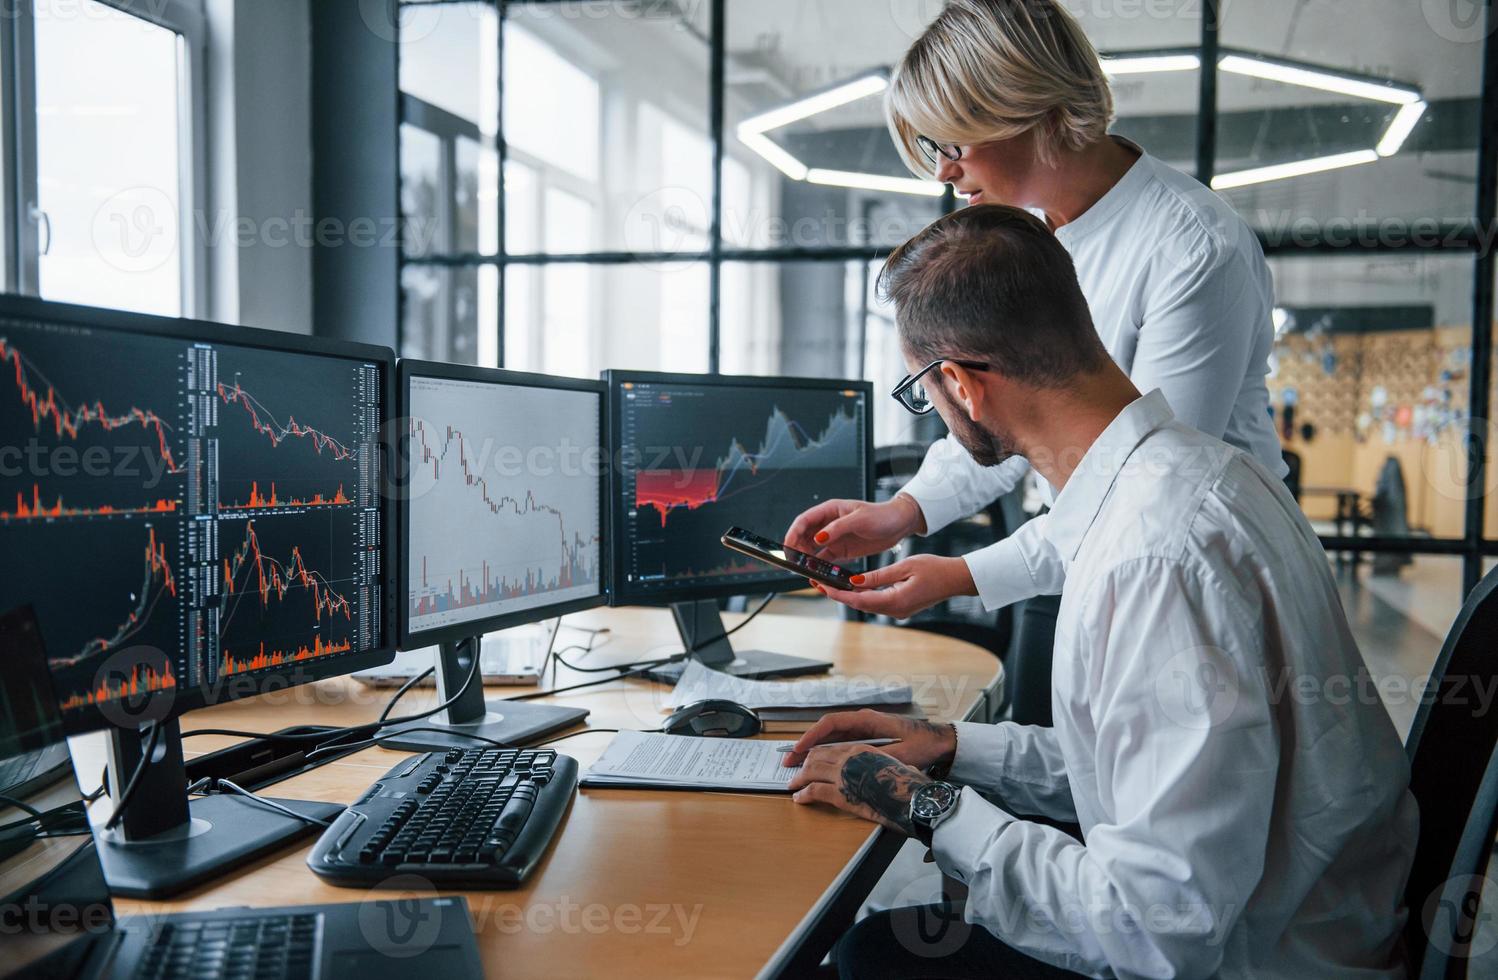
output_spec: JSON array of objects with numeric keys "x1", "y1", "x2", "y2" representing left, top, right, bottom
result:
[{"x1": 0, "y1": 605, "x2": 485, "y2": 980}]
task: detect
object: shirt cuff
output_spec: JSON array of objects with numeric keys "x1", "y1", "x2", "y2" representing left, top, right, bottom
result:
[
  {"x1": 931, "y1": 785, "x2": 1015, "y2": 886},
  {"x1": 898, "y1": 481, "x2": 963, "y2": 537},
  {"x1": 963, "y1": 537, "x2": 1042, "y2": 612},
  {"x1": 949, "y1": 721, "x2": 1006, "y2": 786}
]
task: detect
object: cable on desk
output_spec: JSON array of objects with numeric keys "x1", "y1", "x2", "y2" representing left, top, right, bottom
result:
[
  {"x1": 0, "y1": 794, "x2": 44, "y2": 821},
  {"x1": 543, "y1": 631, "x2": 622, "y2": 674},
  {"x1": 0, "y1": 793, "x2": 47, "y2": 837},
  {"x1": 503, "y1": 661, "x2": 666, "y2": 701},
  {"x1": 364, "y1": 615, "x2": 567, "y2": 731},
  {"x1": 377, "y1": 728, "x2": 507, "y2": 750},
  {"x1": 104, "y1": 721, "x2": 160, "y2": 832},
  {"x1": 304, "y1": 624, "x2": 565, "y2": 762},
  {"x1": 307, "y1": 726, "x2": 511, "y2": 761},
  {"x1": 506, "y1": 594, "x2": 778, "y2": 702},
  {"x1": 186, "y1": 776, "x2": 333, "y2": 829},
  {"x1": 371, "y1": 628, "x2": 604, "y2": 730},
  {"x1": 568, "y1": 629, "x2": 611, "y2": 657},
  {"x1": 377, "y1": 667, "x2": 435, "y2": 724}
]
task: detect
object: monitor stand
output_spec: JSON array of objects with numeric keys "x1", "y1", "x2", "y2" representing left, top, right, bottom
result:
[
  {"x1": 377, "y1": 633, "x2": 589, "y2": 753},
  {"x1": 96, "y1": 719, "x2": 342, "y2": 900},
  {"x1": 644, "y1": 599, "x2": 832, "y2": 684}
]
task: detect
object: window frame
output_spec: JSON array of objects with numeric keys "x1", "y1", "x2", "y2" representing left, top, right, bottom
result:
[
  {"x1": 394, "y1": 0, "x2": 1498, "y2": 594},
  {"x1": 5, "y1": 0, "x2": 208, "y2": 316}
]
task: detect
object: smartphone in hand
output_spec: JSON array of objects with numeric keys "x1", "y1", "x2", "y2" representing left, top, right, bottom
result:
[{"x1": 721, "y1": 526, "x2": 855, "y2": 590}]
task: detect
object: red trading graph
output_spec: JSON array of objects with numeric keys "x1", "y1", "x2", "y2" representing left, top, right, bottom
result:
[
  {"x1": 221, "y1": 520, "x2": 354, "y2": 625},
  {"x1": 1, "y1": 337, "x2": 182, "y2": 472},
  {"x1": 59, "y1": 660, "x2": 176, "y2": 713},
  {"x1": 635, "y1": 468, "x2": 719, "y2": 527},
  {"x1": 2, "y1": 485, "x2": 178, "y2": 521},
  {"x1": 219, "y1": 635, "x2": 353, "y2": 676},
  {"x1": 217, "y1": 379, "x2": 354, "y2": 460},
  {"x1": 219, "y1": 481, "x2": 351, "y2": 512}
]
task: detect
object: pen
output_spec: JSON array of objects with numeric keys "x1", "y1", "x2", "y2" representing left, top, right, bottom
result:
[{"x1": 775, "y1": 737, "x2": 902, "y2": 753}]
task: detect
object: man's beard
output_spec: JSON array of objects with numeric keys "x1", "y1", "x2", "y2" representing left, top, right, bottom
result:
[{"x1": 949, "y1": 410, "x2": 1015, "y2": 468}]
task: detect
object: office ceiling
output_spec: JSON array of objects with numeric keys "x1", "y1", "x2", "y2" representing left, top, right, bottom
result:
[{"x1": 697, "y1": 0, "x2": 1483, "y2": 123}]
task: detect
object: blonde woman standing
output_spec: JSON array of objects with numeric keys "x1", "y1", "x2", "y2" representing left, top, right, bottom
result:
[{"x1": 787, "y1": 0, "x2": 1286, "y2": 717}]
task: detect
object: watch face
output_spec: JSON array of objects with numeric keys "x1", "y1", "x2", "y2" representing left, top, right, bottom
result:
[{"x1": 912, "y1": 782, "x2": 958, "y2": 821}]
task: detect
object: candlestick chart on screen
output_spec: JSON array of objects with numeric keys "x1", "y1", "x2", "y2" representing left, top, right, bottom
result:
[{"x1": 0, "y1": 314, "x2": 384, "y2": 720}]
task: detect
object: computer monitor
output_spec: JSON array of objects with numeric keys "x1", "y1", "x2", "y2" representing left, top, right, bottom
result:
[
  {"x1": 604, "y1": 371, "x2": 873, "y2": 678},
  {"x1": 0, "y1": 295, "x2": 395, "y2": 896},
  {"x1": 387, "y1": 361, "x2": 602, "y2": 751}
]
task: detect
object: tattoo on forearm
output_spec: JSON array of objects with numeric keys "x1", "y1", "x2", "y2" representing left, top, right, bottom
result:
[
  {"x1": 840, "y1": 752, "x2": 930, "y2": 835},
  {"x1": 904, "y1": 719, "x2": 957, "y2": 772}
]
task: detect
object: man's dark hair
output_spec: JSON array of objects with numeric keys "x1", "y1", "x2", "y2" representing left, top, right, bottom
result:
[{"x1": 878, "y1": 204, "x2": 1109, "y2": 386}]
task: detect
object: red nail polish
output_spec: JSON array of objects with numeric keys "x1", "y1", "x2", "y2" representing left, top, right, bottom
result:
[
  {"x1": 851, "y1": 574, "x2": 866, "y2": 585},
  {"x1": 814, "y1": 531, "x2": 830, "y2": 544}
]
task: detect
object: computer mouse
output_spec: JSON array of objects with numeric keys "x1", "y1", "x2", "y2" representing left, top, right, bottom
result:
[{"x1": 660, "y1": 699, "x2": 763, "y2": 738}]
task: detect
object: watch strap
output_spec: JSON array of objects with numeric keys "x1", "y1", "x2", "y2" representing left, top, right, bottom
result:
[{"x1": 928, "y1": 723, "x2": 958, "y2": 780}]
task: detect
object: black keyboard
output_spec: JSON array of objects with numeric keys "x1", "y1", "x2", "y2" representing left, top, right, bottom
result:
[
  {"x1": 307, "y1": 747, "x2": 577, "y2": 887},
  {"x1": 134, "y1": 912, "x2": 321, "y2": 980}
]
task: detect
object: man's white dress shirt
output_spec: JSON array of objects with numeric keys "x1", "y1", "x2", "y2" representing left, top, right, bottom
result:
[
  {"x1": 901, "y1": 144, "x2": 1287, "y2": 611},
  {"x1": 930, "y1": 390, "x2": 1418, "y2": 978}
]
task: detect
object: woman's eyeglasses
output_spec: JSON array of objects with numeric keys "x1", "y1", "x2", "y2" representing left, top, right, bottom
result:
[
  {"x1": 915, "y1": 137, "x2": 963, "y2": 167},
  {"x1": 891, "y1": 359, "x2": 991, "y2": 416}
]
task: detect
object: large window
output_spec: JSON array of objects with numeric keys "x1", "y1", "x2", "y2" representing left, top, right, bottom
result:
[
  {"x1": 397, "y1": 0, "x2": 1498, "y2": 603},
  {"x1": 4, "y1": 0, "x2": 206, "y2": 317}
]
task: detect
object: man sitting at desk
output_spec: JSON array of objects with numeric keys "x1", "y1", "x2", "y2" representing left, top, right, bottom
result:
[{"x1": 785, "y1": 204, "x2": 1417, "y2": 979}]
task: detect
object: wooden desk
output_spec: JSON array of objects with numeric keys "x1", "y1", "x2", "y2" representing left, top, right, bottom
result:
[{"x1": 93, "y1": 608, "x2": 1000, "y2": 979}]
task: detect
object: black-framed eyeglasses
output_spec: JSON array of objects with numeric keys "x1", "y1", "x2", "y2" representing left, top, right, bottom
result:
[
  {"x1": 891, "y1": 359, "x2": 991, "y2": 416},
  {"x1": 915, "y1": 136, "x2": 962, "y2": 167}
]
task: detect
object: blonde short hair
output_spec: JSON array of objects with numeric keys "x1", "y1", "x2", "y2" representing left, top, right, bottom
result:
[{"x1": 887, "y1": 0, "x2": 1114, "y2": 176}]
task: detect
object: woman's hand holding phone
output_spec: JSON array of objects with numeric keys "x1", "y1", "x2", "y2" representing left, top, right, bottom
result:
[{"x1": 784, "y1": 495, "x2": 927, "y2": 562}]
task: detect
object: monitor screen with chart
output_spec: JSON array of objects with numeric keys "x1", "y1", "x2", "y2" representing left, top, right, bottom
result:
[
  {"x1": 399, "y1": 362, "x2": 607, "y2": 647},
  {"x1": 605, "y1": 371, "x2": 873, "y2": 605},
  {"x1": 0, "y1": 296, "x2": 395, "y2": 734}
]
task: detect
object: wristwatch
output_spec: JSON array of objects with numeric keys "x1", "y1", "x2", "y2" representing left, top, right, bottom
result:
[{"x1": 909, "y1": 780, "x2": 961, "y2": 848}]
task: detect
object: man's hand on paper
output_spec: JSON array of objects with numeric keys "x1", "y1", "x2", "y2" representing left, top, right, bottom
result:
[
  {"x1": 781, "y1": 709, "x2": 956, "y2": 772},
  {"x1": 787, "y1": 744, "x2": 932, "y2": 835}
]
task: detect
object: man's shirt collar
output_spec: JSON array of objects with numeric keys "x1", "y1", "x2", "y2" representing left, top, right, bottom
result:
[{"x1": 1045, "y1": 389, "x2": 1176, "y2": 562}]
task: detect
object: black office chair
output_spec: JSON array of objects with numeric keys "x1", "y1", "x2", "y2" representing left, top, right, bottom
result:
[
  {"x1": 1367, "y1": 456, "x2": 1416, "y2": 573},
  {"x1": 1403, "y1": 563, "x2": 1498, "y2": 972},
  {"x1": 1417, "y1": 736, "x2": 1498, "y2": 979}
]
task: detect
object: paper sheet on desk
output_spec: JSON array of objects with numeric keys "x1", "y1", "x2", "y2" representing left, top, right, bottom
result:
[
  {"x1": 665, "y1": 659, "x2": 913, "y2": 710},
  {"x1": 580, "y1": 731, "x2": 801, "y2": 792}
]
